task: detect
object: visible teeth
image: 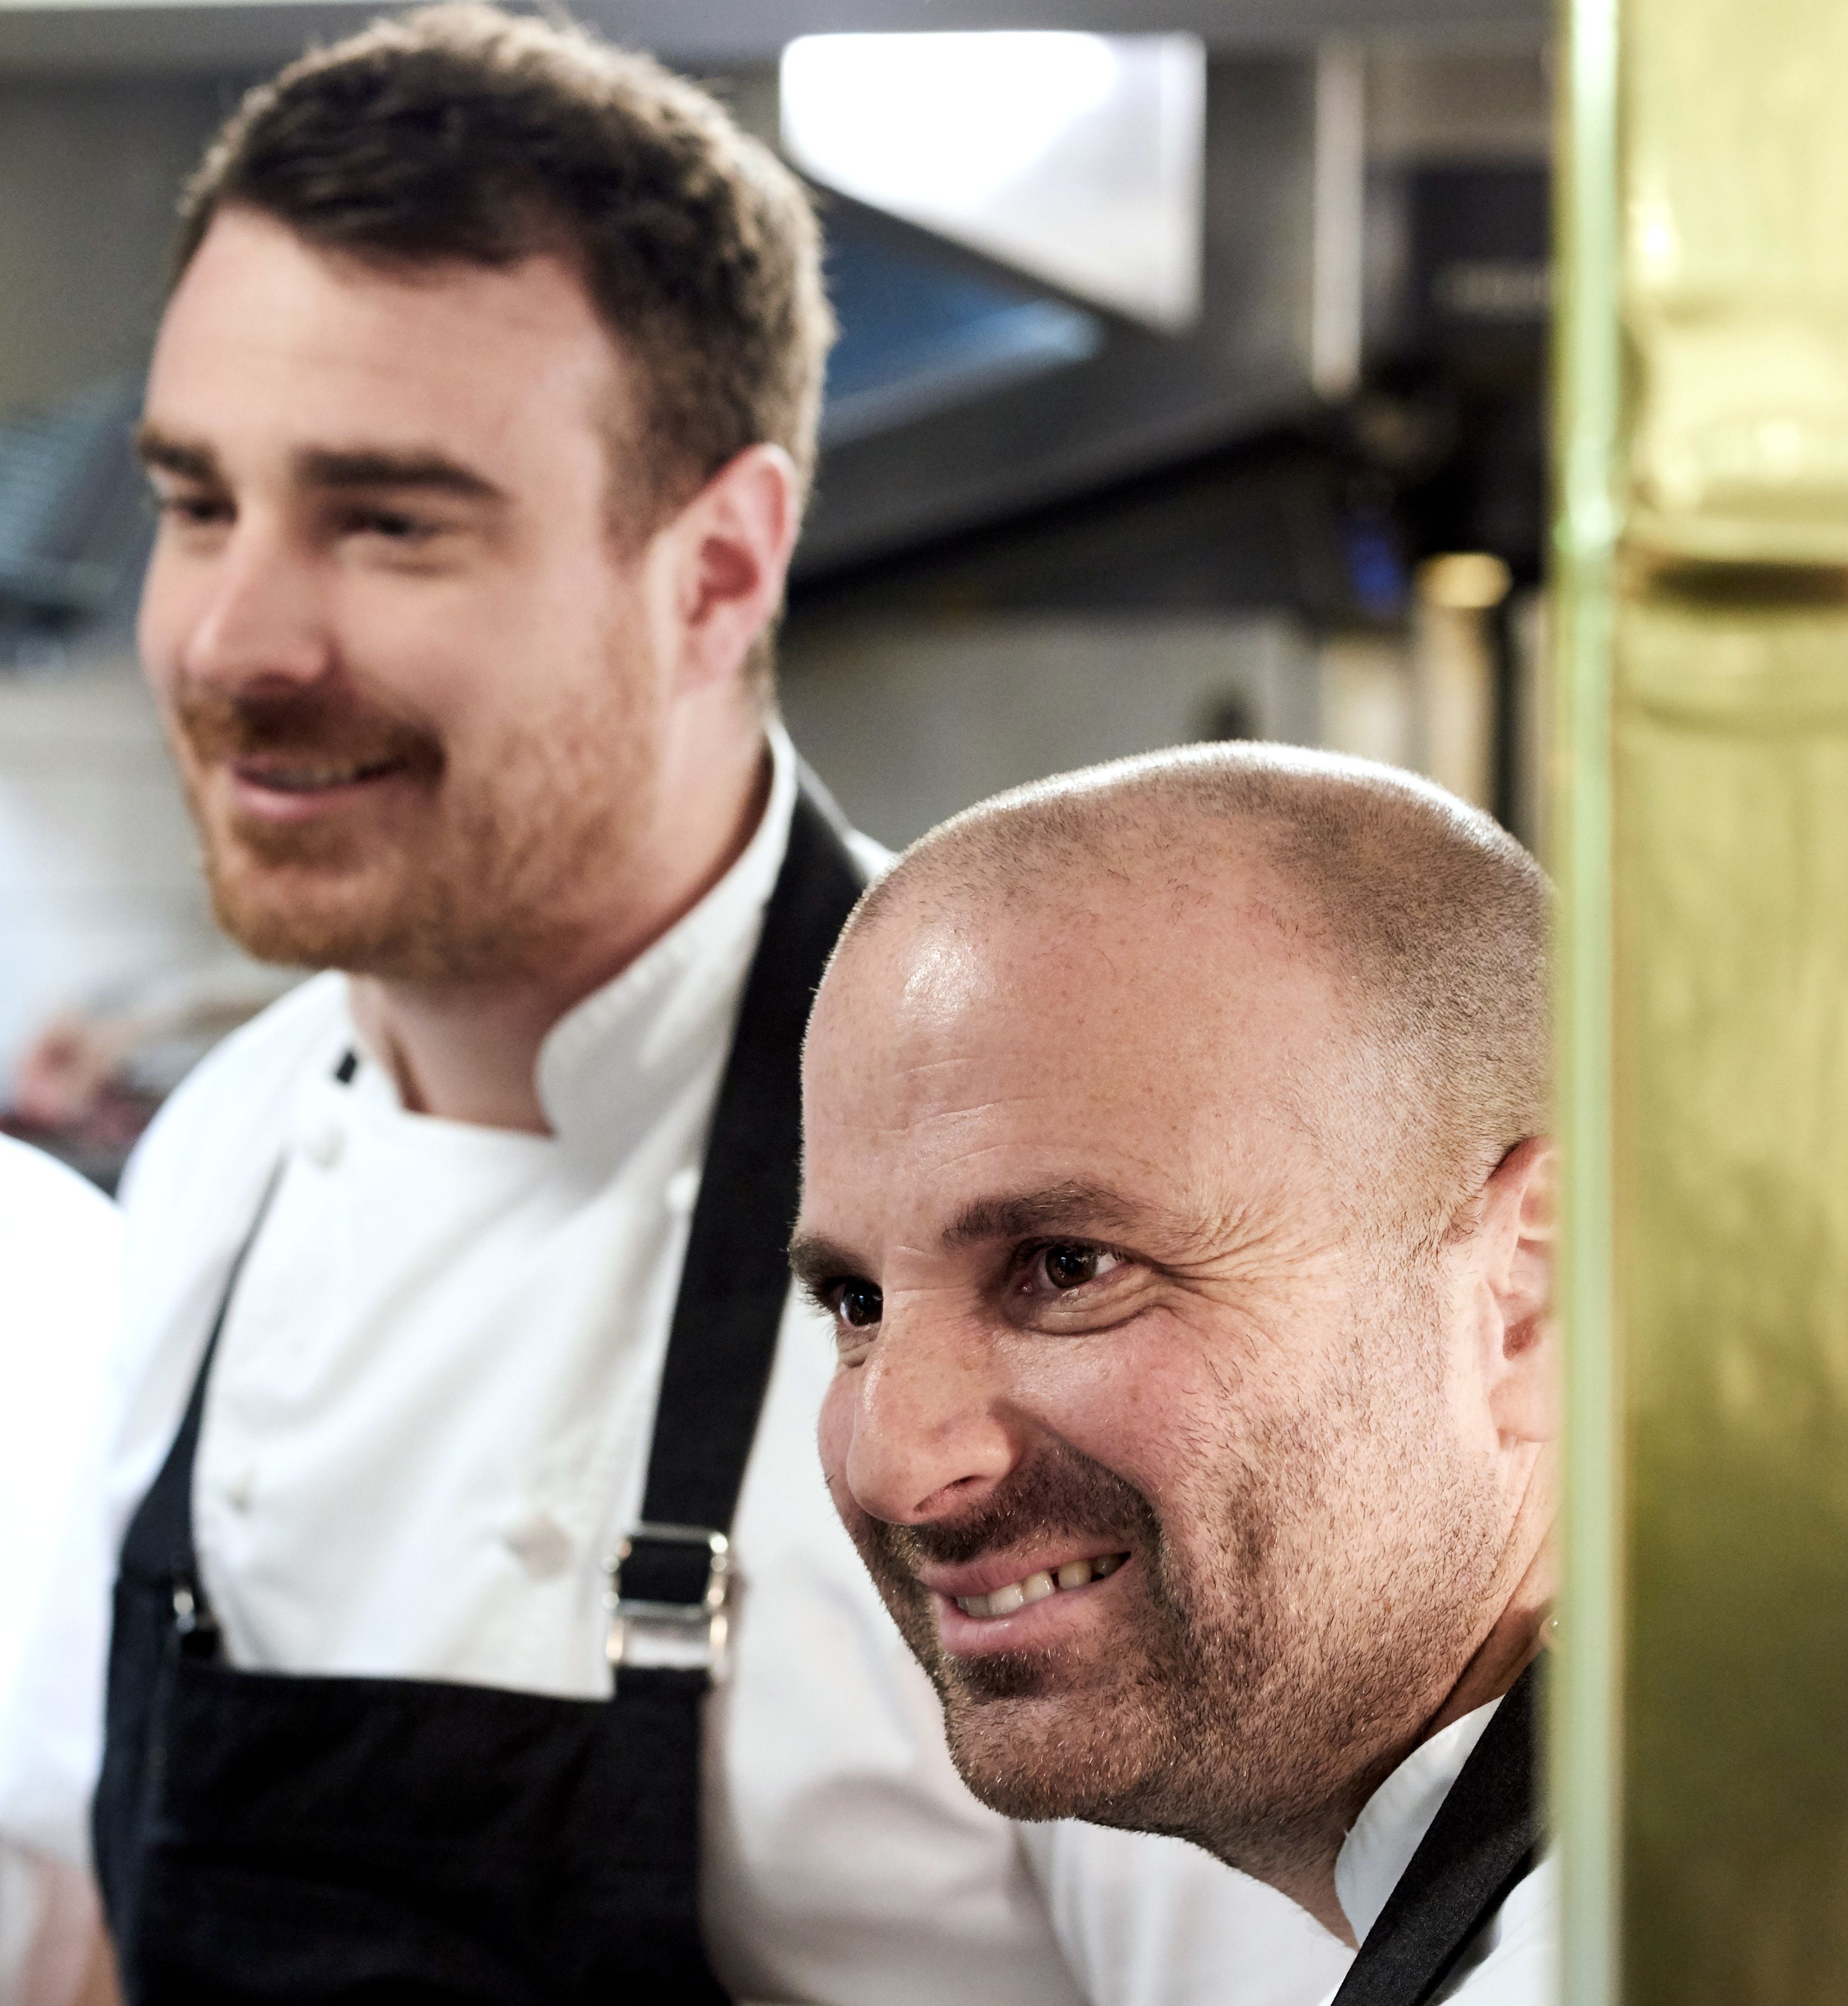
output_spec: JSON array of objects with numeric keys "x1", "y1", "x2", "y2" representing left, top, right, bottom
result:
[
  {"x1": 253, "y1": 760, "x2": 395, "y2": 793},
  {"x1": 953, "y1": 1552, "x2": 1129, "y2": 1619}
]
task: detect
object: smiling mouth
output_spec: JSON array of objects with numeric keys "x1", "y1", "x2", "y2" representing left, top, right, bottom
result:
[
  {"x1": 235, "y1": 756, "x2": 409, "y2": 793},
  {"x1": 952, "y1": 1551, "x2": 1127, "y2": 1620}
]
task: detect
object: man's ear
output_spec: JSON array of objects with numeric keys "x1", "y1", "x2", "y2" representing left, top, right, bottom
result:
[
  {"x1": 659, "y1": 443, "x2": 800, "y2": 697},
  {"x1": 1474, "y1": 1135, "x2": 1558, "y2": 1446}
]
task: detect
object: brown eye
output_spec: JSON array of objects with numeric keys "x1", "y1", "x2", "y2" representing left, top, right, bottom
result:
[
  {"x1": 836, "y1": 1281, "x2": 883, "y2": 1329},
  {"x1": 1039, "y1": 1244, "x2": 1117, "y2": 1291}
]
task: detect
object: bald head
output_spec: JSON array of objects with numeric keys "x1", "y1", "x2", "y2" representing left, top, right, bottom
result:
[
  {"x1": 837, "y1": 743, "x2": 1549, "y2": 1247},
  {"x1": 799, "y1": 747, "x2": 1559, "y2": 1918}
]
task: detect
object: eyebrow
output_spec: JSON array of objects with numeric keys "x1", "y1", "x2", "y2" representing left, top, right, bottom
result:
[
  {"x1": 294, "y1": 446, "x2": 505, "y2": 503},
  {"x1": 788, "y1": 1231, "x2": 863, "y2": 1294},
  {"x1": 135, "y1": 424, "x2": 219, "y2": 484},
  {"x1": 133, "y1": 424, "x2": 504, "y2": 505},
  {"x1": 942, "y1": 1181, "x2": 1151, "y2": 1251},
  {"x1": 787, "y1": 1180, "x2": 1159, "y2": 1293}
]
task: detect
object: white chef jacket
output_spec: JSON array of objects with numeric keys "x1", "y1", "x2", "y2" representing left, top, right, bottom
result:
[
  {"x1": 0, "y1": 1140, "x2": 122, "y2": 1994},
  {"x1": 0, "y1": 1138, "x2": 122, "y2": 1863},
  {"x1": 1320, "y1": 1692, "x2": 1557, "y2": 2006},
  {"x1": 3, "y1": 724, "x2": 1348, "y2": 2006}
]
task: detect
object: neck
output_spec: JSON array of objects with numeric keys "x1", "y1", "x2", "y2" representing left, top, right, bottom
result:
[
  {"x1": 350, "y1": 716, "x2": 771, "y2": 1131},
  {"x1": 1226, "y1": 1815, "x2": 1369, "y2": 1947},
  {"x1": 1238, "y1": 1472, "x2": 1558, "y2": 1948},
  {"x1": 1423, "y1": 1525, "x2": 1555, "y2": 1738}
]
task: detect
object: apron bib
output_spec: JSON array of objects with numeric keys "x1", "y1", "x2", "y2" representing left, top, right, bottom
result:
[{"x1": 93, "y1": 787, "x2": 864, "y2": 2005}]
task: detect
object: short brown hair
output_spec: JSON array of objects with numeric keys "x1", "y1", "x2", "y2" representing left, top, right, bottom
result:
[{"x1": 175, "y1": 2, "x2": 833, "y2": 540}]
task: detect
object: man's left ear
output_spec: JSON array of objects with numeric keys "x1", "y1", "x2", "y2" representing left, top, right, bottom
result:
[
  {"x1": 664, "y1": 443, "x2": 800, "y2": 695},
  {"x1": 1474, "y1": 1135, "x2": 1558, "y2": 1445}
]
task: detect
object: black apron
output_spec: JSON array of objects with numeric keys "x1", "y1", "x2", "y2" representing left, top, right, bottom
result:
[
  {"x1": 93, "y1": 787, "x2": 865, "y2": 2005},
  {"x1": 1330, "y1": 1656, "x2": 1545, "y2": 2006}
]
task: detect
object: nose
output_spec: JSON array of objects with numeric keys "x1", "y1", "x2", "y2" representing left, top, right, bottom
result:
[
  {"x1": 159, "y1": 513, "x2": 335, "y2": 695},
  {"x1": 840, "y1": 1304, "x2": 1022, "y2": 1526}
]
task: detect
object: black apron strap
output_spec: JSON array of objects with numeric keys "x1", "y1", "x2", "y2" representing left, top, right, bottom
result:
[
  {"x1": 1330, "y1": 1657, "x2": 1545, "y2": 2006},
  {"x1": 128, "y1": 1040, "x2": 360, "y2": 1658},
  {"x1": 611, "y1": 783, "x2": 867, "y2": 1644},
  {"x1": 127, "y1": 1163, "x2": 284, "y2": 1658}
]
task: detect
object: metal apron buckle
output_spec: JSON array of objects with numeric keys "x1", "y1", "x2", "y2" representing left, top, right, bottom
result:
[
  {"x1": 604, "y1": 1524, "x2": 733, "y2": 1680},
  {"x1": 170, "y1": 1575, "x2": 220, "y2": 1659}
]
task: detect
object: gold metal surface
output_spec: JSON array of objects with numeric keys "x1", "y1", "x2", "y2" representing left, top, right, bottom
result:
[
  {"x1": 1624, "y1": 0, "x2": 1848, "y2": 566},
  {"x1": 1616, "y1": 598, "x2": 1848, "y2": 2001},
  {"x1": 1559, "y1": 0, "x2": 1848, "y2": 1998}
]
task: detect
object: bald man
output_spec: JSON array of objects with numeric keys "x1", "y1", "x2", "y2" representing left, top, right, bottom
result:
[{"x1": 793, "y1": 747, "x2": 1558, "y2": 2006}]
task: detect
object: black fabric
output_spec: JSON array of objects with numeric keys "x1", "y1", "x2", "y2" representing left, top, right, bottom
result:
[
  {"x1": 642, "y1": 785, "x2": 862, "y2": 1531},
  {"x1": 93, "y1": 785, "x2": 865, "y2": 2005},
  {"x1": 1330, "y1": 1657, "x2": 1545, "y2": 2006}
]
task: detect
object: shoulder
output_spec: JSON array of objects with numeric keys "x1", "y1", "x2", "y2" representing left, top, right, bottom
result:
[
  {"x1": 111, "y1": 971, "x2": 349, "y2": 1382},
  {"x1": 97, "y1": 973, "x2": 350, "y2": 1535},
  {"x1": 118, "y1": 970, "x2": 349, "y2": 1223},
  {"x1": 0, "y1": 1137, "x2": 120, "y2": 1383},
  {"x1": 137, "y1": 966, "x2": 349, "y2": 1127},
  {"x1": 0, "y1": 1136, "x2": 120, "y2": 1428},
  {"x1": 0, "y1": 1135, "x2": 118, "y2": 1253}
]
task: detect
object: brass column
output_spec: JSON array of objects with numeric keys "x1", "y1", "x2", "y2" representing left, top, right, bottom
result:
[{"x1": 1557, "y1": 1, "x2": 1848, "y2": 2000}]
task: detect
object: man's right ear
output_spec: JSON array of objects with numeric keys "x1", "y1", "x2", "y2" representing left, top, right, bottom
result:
[
  {"x1": 658, "y1": 443, "x2": 799, "y2": 699},
  {"x1": 1478, "y1": 1136, "x2": 1559, "y2": 1447}
]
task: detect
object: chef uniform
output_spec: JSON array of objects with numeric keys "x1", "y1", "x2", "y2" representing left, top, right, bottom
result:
[
  {"x1": 0, "y1": 1138, "x2": 122, "y2": 1857},
  {"x1": 18, "y1": 727, "x2": 1348, "y2": 2006},
  {"x1": 1320, "y1": 1661, "x2": 1552, "y2": 2006},
  {"x1": 0, "y1": 1138, "x2": 122, "y2": 1994}
]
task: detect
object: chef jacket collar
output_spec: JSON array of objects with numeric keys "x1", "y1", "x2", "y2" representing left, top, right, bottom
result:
[
  {"x1": 1333, "y1": 1691, "x2": 1504, "y2": 1949},
  {"x1": 533, "y1": 721, "x2": 798, "y2": 1157},
  {"x1": 333, "y1": 724, "x2": 798, "y2": 1171}
]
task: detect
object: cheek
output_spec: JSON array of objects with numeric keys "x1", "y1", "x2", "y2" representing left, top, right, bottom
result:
[
  {"x1": 424, "y1": 559, "x2": 652, "y2": 742},
  {"x1": 1023, "y1": 1331, "x2": 1212, "y2": 1495},
  {"x1": 326, "y1": 574, "x2": 563, "y2": 751}
]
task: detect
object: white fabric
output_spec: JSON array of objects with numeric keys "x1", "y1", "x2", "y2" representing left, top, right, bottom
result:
[
  {"x1": 0, "y1": 723, "x2": 1347, "y2": 2006},
  {"x1": 0, "y1": 1138, "x2": 121, "y2": 1866},
  {"x1": 1320, "y1": 1690, "x2": 1557, "y2": 2005},
  {"x1": 1023, "y1": 1825, "x2": 1350, "y2": 2006}
]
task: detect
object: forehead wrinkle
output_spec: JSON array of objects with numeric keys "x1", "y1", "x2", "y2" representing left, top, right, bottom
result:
[
  {"x1": 818, "y1": 876, "x2": 1374, "y2": 1273},
  {"x1": 863, "y1": 1071, "x2": 1080, "y2": 1150}
]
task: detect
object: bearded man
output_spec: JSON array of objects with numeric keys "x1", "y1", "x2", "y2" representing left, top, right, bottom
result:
[
  {"x1": 0, "y1": 12, "x2": 1349, "y2": 2004},
  {"x1": 796, "y1": 747, "x2": 1558, "y2": 2006}
]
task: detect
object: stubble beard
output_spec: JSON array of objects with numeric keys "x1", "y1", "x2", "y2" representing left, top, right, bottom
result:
[
  {"x1": 853, "y1": 1300, "x2": 1506, "y2": 1879},
  {"x1": 175, "y1": 671, "x2": 658, "y2": 985}
]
